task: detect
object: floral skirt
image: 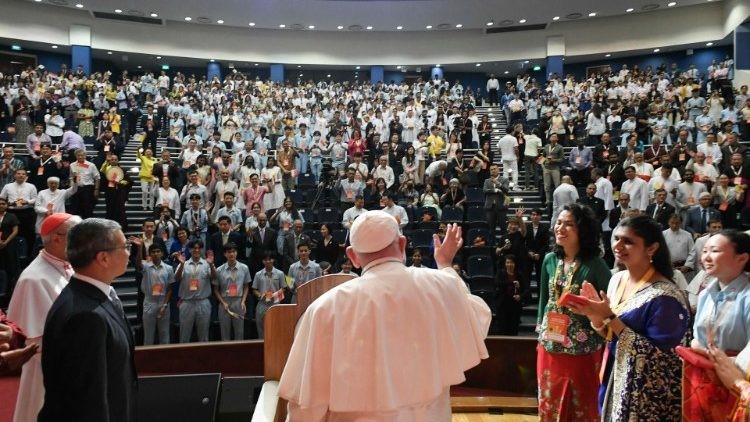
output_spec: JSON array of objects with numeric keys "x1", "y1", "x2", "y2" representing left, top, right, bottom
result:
[{"x1": 537, "y1": 345, "x2": 601, "y2": 422}]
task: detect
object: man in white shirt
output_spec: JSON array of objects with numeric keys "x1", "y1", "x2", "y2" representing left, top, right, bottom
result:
[
  {"x1": 33, "y1": 177, "x2": 77, "y2": 234},
  {"x1": 486, "y1": 74, "x2": 500, "y2": 106},
  {"x1": 342, "y1": 195, "x2": 367, "y2": 230},
  {"x1": 523, "y1": 128, "x2": 543, "y2": 190},
  {"x1": 278, "y1": 212, "x2": 490, "y2": 421},
  {"x1": 620, "y1": 166, "x2": 649, "y2": 211},
  {"x1": 647, "y1": 164, "x2": 680, "y2": 207},
  {"x1": 371, "y1": 155, "x2": 395, "y2": 189},
  {"x1": 497, "y1": 130, "x2": 520, "y2": 190},
  {"x1": 381, "y1": 192, "x2": 408, "y2": 230},
  {"x1": 662, "y1": 214, "x2": 694, "y2": 270},
  {"x1": 551, "y1": 176, "x2": 579, "y2": 225},
  {"x1": 8, "y1": 213, "x2": 81, "y2": 422}
]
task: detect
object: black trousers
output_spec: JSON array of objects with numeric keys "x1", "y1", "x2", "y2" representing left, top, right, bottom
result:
[{"x1": 488, "y1": 89, "x2": 499, "y2": 106}]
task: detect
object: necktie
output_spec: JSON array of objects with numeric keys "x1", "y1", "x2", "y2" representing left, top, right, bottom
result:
[
  {"x1": 260, "y1": 228, "x2": 265, "y2": 242},
  {"x1": 653, "y1": 205, "x2": 659, "y2": 219},
  {"x1": 109, "y1": 289, "x2": 126, "y2": 320},
  {"x1": 701, "y1": 208, "x2": 708, "y2": 233},
  {"x1": 222, "y1": 233, "x2": 228, "y2": 245}
]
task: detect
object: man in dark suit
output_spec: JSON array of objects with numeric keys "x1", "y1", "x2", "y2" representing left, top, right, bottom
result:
[
  {"x1": 483, "y1": 164, "x2": 510, "y2": 236},
  {"x1": 151, "y1": 149, "x2": 181, "y2": 191},
  {"x1": 577, "y1": 183, "x2": 606, "y2": 225},
  {"x1": 39, "y1": 218, "x2": 136, "y2": 422},
  {"x1": 683, "y1": 192, "x2": 722, "y2": 238},
  {"x1": 248, "y1": 212, "x2": 277, "y2": 274},
  {"x1": 525, "y1": 208, "x2": 549, "y2": 280},
  {"x1": 609, "y1": 193, "x2": 632, "y2": 231},
  {"x1": 645, "y1": 188, "x2": 676, "y2": 230},
  {"x1": 209, "y1": 216, "x2": 244, "y2": 267},
  {"x1": 280, "y1": 219, "x2": 312, "y2": 273},
  {"x1": 592, "y1": 132, "x2": 619, "y2": 170}
]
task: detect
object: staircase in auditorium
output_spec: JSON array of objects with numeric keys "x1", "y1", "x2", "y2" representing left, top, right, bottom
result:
[{"x1": 108, "y1": 107, "x2": 545, "y2": 337}]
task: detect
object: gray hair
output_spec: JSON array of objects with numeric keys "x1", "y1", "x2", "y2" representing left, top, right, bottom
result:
[
  {"x1": 66, "y1": 218, "x2": 122, "y2": 269},
  {"x1": 41, "y1": 215, "x2": 82, "y2": 246}
]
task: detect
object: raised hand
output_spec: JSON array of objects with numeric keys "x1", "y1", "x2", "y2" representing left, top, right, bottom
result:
[{"x1": 433, "y1": 223, "x2": 463, "y2": 269}]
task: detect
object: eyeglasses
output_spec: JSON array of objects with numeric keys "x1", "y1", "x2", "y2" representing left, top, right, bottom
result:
[{"x1": 100, "y1": 241, "x2": 132, "y2": 252}]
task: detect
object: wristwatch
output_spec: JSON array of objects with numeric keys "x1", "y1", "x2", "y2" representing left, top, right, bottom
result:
[{"x1": 602, "y1": 314, "x2": 617, "y2": 326}]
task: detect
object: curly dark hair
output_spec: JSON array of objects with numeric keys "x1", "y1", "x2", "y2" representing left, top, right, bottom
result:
[{"x1": 552, "y1": 203, "x2": 601, "y2": 261}]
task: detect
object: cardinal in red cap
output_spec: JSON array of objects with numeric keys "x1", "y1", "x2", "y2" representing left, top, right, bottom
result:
[{"x1": 6, "y1": 212, "x2": 81, "y2": 422}]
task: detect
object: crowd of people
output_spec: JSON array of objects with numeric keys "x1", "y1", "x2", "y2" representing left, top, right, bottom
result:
[{"x1": 1, "y1": 55, "x2": 750, "y2": 420}]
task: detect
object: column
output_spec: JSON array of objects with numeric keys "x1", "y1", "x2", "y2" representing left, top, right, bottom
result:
[
  {"x1": 207, "y1": 62, "x2": 222, "y2": 81},
  {"x1": 270, "y1": 64, "x2": 285, "y2": 83},
  {"x1": 69, "y1": 25, "x2": 91, "y2": 74},
  {"x1": 546, "y1": 36, "x2": 565, "y2": 82},
  {"x1": 735, "y1": 23, "x2": 750, "y2": 89},
  {"x1": 430, "y1": 66, "x2": 444, "y2": 81},
  {"x1": 370, "y1": 66, "x2": 384, "y2": 85}
]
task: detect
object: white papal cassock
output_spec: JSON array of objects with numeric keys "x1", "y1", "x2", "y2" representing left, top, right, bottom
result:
[{"x1": 278, "y1": 259, "x2": 492, "y2": 421}]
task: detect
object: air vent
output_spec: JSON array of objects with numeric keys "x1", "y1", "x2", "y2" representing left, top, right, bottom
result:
[
  {"x1": 92, "y1": 11, "x2": 162, "y2": 25},
  {"x1": 566, "y1": 13, "x2": 583, "y2": 19},
  {"x1": 486, "y1": 24, "x2": 547, "y2": 34},
  {"x1": 291, "y1": 23, "x2": 304, "y2": 30},
  {"x1": 348, "y1": 24, "x2": 363, "y2": 31},
  {"x1": 48, "y1": 0, "x2": 68, "y2": 5},
  {"x1": 125, "y1": 9, "x2": 143, "y2": 16},
  {"x1": 499, "y1": 19, "x2": 514, "y2": 26},
  {"x1": 437, "y1": 23, "x2": 451, "y2": 30},
  {"x1": 641, "y1": 4, "x2": 660, "y2": 10},
  {"x1": 196, "y1": 17, "x2": 211, "y2": 23}
]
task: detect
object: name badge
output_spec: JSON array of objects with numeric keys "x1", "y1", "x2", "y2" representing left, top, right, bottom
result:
[
  {"x1": 37, "y1": 166, "x2": 44, "y2": 176},
  {"x1": 189, "y1": 279, "x2": 199, "y2": 291},
  {"x1": 719, "y1": 201, "x2": 729, "y2": 211},
  {"x1": 679, "y1": 153, "x2": 686, "y2": 161},
  {"x1": 734, "y1": 177, "x2": 742, "y2": 185},
  {"x1": 228, "y1": 284, "x2": 239, "y2": 297},
  {"x1": 151, "y1": 283, "x2": 163, "y2": 296},
  {"x1": 543, "y1": 311, "x2": 572, "y2": 345},
  {"x1": 104, "y1": 144, "x2": 110, "y2": 152}
]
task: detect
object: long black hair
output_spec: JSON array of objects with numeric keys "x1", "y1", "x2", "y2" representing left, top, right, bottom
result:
[
  {"x1": 553, "y1": 203, "x2": 601, "y2": 261},
  {"x1": 615, "y1": 215, "x2": 674, "y2": 280},
  {"x1": 714, "y1": 229, "x2": 750, "y2": 272}
]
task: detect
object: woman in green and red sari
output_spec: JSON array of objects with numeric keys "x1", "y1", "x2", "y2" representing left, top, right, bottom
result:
[{"x1": 536, "y1": 203, "x2": 611, "y2": 421}]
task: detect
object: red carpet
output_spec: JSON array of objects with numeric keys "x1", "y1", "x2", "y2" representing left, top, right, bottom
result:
[{"x1": 0, "y1": 375, "x2": 20, "y2": 422}]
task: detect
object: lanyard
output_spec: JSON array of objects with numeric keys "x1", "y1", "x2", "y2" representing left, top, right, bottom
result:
[
  {"x1": 613, "y1": 267, "x2": 656, "y2": 310},
  {"x1": 552, "y1": 259, "x2": 579, "y2": 301}
]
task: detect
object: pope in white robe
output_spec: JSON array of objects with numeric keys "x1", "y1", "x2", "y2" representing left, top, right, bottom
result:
[
  {"x1": 33, "y1": 177, "x2": 77, "y2": 234},
  {"x1": 7, "y1": 213, "x2": 80, "y2": 422},
  {"x1": 278, "y1": 211, "x2": 491, "y2": 421}
]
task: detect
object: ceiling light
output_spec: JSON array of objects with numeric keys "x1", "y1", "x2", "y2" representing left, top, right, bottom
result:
[
  {"x1": 337, "y1": 25, "x2": 344, "y2": 29},
  {"x1": 355, "y1": 66, "x2": 360, "y2": 70},
  {"x1": 366, "y1": 26, "x2": 373, "y2": 30},
  {"x1": 75, "y1": 3, "x2": 84, "y2": 8},
  {"x1": 279, "y1": 24, "x2": 286, "y2": 28},
  {"x1": 654, "y1": 48, "x2": 660, "y2": 52},
  {"x1": 107, "y1": 51, "x2": 112, "y2": 55},
  {"x1": 486, "y1": 21, "x2": 494, "y2": 26},
  {"x1": 248, "y1": 22, "x2": 256, "y2": 26},
  {"x1": 299, "y1": 73, "x2": 303, "y2": 77},
  {"x1": 115, "y1": 9, "x2": 122, "y2": 13},
  {"x1": 519, "y1": 19, "x2": 527, "y2": 23},
  {"x1": 552, "y1": 16, "x2": 560, "y2": 20},
  {"x1": 308, "y1": 25, "x2": 315, "y2": 29},
  {"x1": 51, "y1": 45, "x2": 58, "y2": 49},
  {"x1": 150, "y1": 12, "x2": 158, "y2": 17},
  {"x1": 667, "y1": 1, "x2": 677, "y2": 6},
  {"x1": 184, "y1": 17, "x2": 192, "y2": 21},
  {"x1": 455, "y1": 24, "x2": 463, "y2": 28},
  {"x1": 156, "y1": 56, "x2": 161, "y2": 59},
  {"x1": 435, "y1": 64, "x2": 441, "y2": 67},
  {"x1": 588, "y1": 12, "x2": 597, "y2": 17},
  {"x1": 475, "y1": 63, "x2": 481, "y2": 67},
  {"x1": 396, "y1": 65, "x2": 402, "y2": 69},
  {"x1": 533, "y1": 65, "x2": 541, "y2": 71},
  {"x1": 524, "y1": 60, "x2": 530, "y2": 64},
  {"x1": 209, "y1": 59, "x2": 215, "y2": 62},
  {"x1": 34, "y1": 0, "x2": 42, "y2": 2},
  {"x1": 11, "y1": 45, "x2": 21, "y2": 51},
  {"x1": 254, "y1": 63, "x2": 259, "y2": 66},
  {"x1": 605, "y1": 53, "x2": 611, "y2": 57},
  {"x1": 137, "y1": 65, "x2": 142, "y2": 69},
  {"x1": 297, "y1": 65, "x2": 301, "y2": 68},
  {"x1": 504, "y1": 70, "x2": 509, "y2": 74},
  {"x1": 426, "y1": 25, "x2": 433, "y2": 29},
  {"x1": 217, "y1": 19, "x2": 224, "y2": 24},
  {"x1": 396, "y1": 25, "x2": 403, "y2": 30},
  {"x1": 327, "y1": 74, "x2": 331, "y2": 77},
  {"x1": 706, "y1": 42, "x2": 714, "y2": 46},
  {"x1": 626, "y1": 8, "x2": 634, "y2": 12}
]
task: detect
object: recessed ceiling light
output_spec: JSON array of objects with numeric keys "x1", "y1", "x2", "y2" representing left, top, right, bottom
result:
[
  {"x1": 184, "y1": 17, "x2": 192, "y2": 21},
  {"x1": 327, "y1": 74, "x2": 331, "y2": 77},
  {"x1": 706, "y1": 42, "x2": 714, "y2": 46},
  {"x1": 396, "y1": 25, "x2": 403, "y2": 30},
  {"x1": 75, "y1": 3, "x2": 83, "y2": 8},
  {"x1": 435, "y1": 64, "x2": 441, "y2": 67},
  {"x1": 455, "y1": 24, "x2": 463, "y2": 28},
  {"x1": 519, "y1": 19, "x2": 527, "y2": 23},
  {"x1": 279, "y1": 24, "x2": 286, "y2": 28},
  {"x1": 254, "y1": 63, "x2": 258, "y2": 66},
  {"x1": 150, "y1": 12, "x2": 158, "y2": 17},
  {"x1": 626, "y1": 8, "x2": 634, "y2": 12},
  {"x1": 297, "y1": 65, "x2": 301, "y2": 68},
  {"x1": 668, "y1": 1, "x2": 677, "y2": 6},
  {"x1": 217, "y1": 19, "x2": 224, "y2": 24},
  {"x1": 654, "y1": 48, "x2": 660, "y2": 52},
  {"x1": 137, "y1": 65, "x2": 142, "y2": 69},
  {"x1": 366, "y1": 26, "x2": 373, "y2": 30},
  {"x1": 248, "y1": 22, "x2": 255, "y2": 26},
  {"x1": 51, "y1": 45, "x2": 58, "y2": 49},
  {"x1": 299, "y1": 73, "x2": 303, "y2": 77},
  {"x1": 552, "y1": 16, "x2": 560, "y2": 20},
  {"x1": 34, "y1": 0, "x2": 42, "y2": 2},
  {"x1": 475, "y1": 63, "x2": 481, "y2": 67},
  {"x1": 210, "y1": 59, "x2": 215, "y2": 62},
  {"x1": 486, "y1": 21, "x2": 493, "y2": 26},
  {"x1": 524, "y1": 60, "x2": 530, "y2": 64},
  {"x1": 337, "y1": 25, "x2": 344, "y2": 29},
  {"x1": 355, "y1": 66, "x2": 360, "y2": 70},
  {"x1": 426, "y1": 25, "x2": 433, "y2": 29},
  {"x1": 115, "y1": 9, "x2": 122, "y2": 13},
  {"x1": 504, "y1": 70, "x2": 509, "y2": 74},
  {"x1": 308, "y1": 25, "x2": 315, "y2": 29},
  {"x1": 396, "y1": 65, "x2": 402, "y2": 69},
  {"x1": 588, "y1": 12, "x2": 597, "y2": 17},
  {"x1": 605, "y1": 53, "x2": 611, "y2": 57},
  {"x1": 156, "y1": 56, "x2": 161, "y2": 59}
]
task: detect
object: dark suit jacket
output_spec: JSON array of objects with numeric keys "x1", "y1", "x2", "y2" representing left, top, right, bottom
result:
[
  {"x1": 483, "y1": 176, "x2": 509, "y2": 210},
  {"x1": 39, "y1": 278, "x2": 136, "y2": 422},
  {"x1": 577, "y1": 196, "x2": 606, "y2": 225},
  {"x1": 609, "y1": 207, "x2": 630, "y2": 230},
  {"x1": 281, "y1": 232, "x2": 313, "y2": 272},
  {"x1": 525, "y1": 223, "x2": 550, "y2": 256},
  {"x1": 248, "y1": 225, "x2": 278, "y2": 267},
  {"x1": 209, "y1": 230, "x2": 245, "y2": 266},
  {"x1": 645, "y1": 202, "x2": 676, "y2": 229},
  {"x1": 683, "y1": 205, "x2": 722, "y2": 235},
  {"x1": 151, "y1": 160, "x2": 180, "y2": 186}
]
